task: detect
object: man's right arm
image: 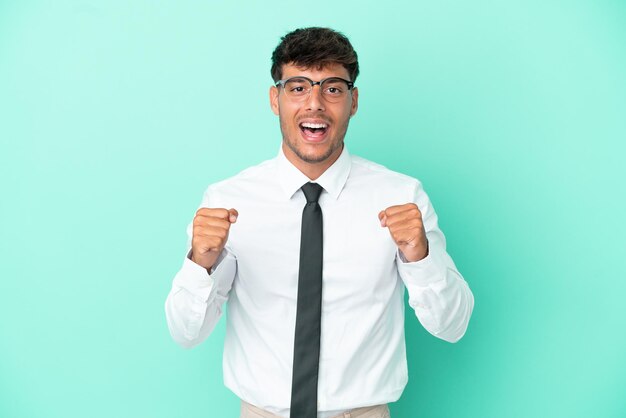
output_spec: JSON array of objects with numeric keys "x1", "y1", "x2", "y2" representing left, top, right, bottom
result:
[{"x1": 164, "y1": 207, "x2": 238, "y2": 348}]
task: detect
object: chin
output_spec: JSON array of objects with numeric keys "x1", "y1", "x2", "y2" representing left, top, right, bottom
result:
[
  {"x1": 301, "y1": 144, "x2": 342, "y2": 164},
  {"x1": 283, "y1": 128, "x2": 344, "y2": 165},
  {"x1": 297, "y1": 151, "x2": 332, "y2": 164}
]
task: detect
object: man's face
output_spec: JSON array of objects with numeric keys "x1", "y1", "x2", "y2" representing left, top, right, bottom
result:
[{"x1": 270, "y1": 62, "x2": 358, "y2": 174}]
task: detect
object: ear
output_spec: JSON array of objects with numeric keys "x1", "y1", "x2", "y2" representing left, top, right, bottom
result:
[
  {"x1": 269, "y1": 85, "x2": 280, "y2": 115},
  {"x1": 350, "y1": 87, "x2": 359, "y2": 117}
]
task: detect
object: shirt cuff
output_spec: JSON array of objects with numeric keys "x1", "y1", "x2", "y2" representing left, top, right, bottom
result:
[
  {"x1": 174, "y1": 248, "x2": 233, "y2": 299},
  {"x1": 172, "y1": 255, "x2": 214, "y2": 301},
  {"x1": 396, "y1": 249, "x2": 447, "y2": 287}
]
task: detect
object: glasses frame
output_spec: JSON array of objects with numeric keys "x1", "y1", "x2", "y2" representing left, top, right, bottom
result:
[{"x1": 275, "y1": 76, "x2": 355, "y2": 102}]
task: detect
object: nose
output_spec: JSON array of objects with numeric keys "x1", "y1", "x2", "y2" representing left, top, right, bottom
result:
[{"x1": 305, "y1": 85, "x2": 325, "y2": 111}]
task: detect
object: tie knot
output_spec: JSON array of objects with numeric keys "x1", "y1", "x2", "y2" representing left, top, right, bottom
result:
[{"x1": 301, "y1": 182, "x2": 323, "y2": 203}]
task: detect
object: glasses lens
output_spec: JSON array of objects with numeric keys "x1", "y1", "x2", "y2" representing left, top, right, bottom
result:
[
  {"x1": 284, "y1": 78, "x2": 311, "y2": 98},
  {"x1": 321, "y1": 78, "x2": 350, "y2": 102}
]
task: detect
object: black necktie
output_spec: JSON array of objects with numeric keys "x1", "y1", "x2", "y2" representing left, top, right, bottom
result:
[{"x1": 290, "y1": 182, "x2": 324, "y2": 418}]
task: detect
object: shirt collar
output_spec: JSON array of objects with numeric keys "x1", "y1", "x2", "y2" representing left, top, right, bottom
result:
[{"x1": 276, "y1": 145, "x2": 352, "y2": 201}]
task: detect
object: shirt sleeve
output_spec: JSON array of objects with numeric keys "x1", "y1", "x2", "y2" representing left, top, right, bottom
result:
[
  {"x1": 396, "y1": 180, "x2": 474, "y2": 343},
  {"x1": 164, "y1": 187, "x2": 238, "y2": 348}
]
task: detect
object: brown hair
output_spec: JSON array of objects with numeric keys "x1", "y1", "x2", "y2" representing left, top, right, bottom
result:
[{"x1": 271, "y1": 27, "x2": 359, "y2": 83}]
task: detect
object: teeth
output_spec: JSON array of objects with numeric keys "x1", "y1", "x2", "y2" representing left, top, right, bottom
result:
[{"x1": 301, "y1": 122, "x2": 327, "y2": 129}]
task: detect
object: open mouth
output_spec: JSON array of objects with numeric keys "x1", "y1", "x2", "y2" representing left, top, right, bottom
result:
[{"x1": 299, "y1": 122, "x2": 328, "y2": 140}]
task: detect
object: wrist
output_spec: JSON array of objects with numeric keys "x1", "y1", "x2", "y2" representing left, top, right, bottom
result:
[
  {"x1": 190, "y1": 251, "x2": 216, "y2": 271},
  {"x1": 400, "y1": 241, "x2": 429, "y2": 263}
]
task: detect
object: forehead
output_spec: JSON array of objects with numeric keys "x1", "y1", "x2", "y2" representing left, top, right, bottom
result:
[{"x1": 281, "y1": 62, "x2": 350, "y2": 80}]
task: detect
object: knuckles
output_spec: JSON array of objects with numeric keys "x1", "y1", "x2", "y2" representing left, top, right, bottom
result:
[
  {"x1": 193, "y1": 225, "x2": 229, "y2": 239},
  {"x1": 406, "y1": 204, "x2": 421, "y2": 217},
  {"x1": 195, "y1": 207, "x2": 229, "y2": 219},
  {"x1": 385, "y1": 211, "x2": 423, "y2": 230},
  {"x1": 193, "y1": 214, "x2": 232, "y2": 229},
  {"x1": 384, "y1": 204, "x2": 421, "y2": 219}
]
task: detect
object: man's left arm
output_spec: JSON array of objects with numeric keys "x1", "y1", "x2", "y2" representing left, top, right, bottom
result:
[{"x1": 379, "y1": 181, "x2": 474, "y2": 343}]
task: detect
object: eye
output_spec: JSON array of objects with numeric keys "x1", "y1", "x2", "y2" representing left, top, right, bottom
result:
[
  {"x1": 322, "y1": 79, "x2": 348, "y2": 96},
  {"x1": 285, "y1": 78, "x2": 310, "y2": 96}
]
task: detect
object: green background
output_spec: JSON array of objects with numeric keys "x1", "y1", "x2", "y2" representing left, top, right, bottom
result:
[{"x1": 1, "y1": 0, "x2": 625, "y2": 417}]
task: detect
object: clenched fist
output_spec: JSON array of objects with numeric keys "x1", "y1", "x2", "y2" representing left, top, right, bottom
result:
[
  {"x1": 378, "y1": 203, "x2": 428, "y2": 262},
  {"x1": 191, "y1": 208, "x2": 238, "y2": 270}
]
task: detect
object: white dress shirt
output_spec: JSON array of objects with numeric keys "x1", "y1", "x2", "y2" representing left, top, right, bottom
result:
[{"x1": 165, "y1": 146, "x2": 474, "y2": 418}]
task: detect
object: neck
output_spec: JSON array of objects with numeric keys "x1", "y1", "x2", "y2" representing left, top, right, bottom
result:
[{"x1": 282, "y1": 143, "x2": 343, "y2": 180}]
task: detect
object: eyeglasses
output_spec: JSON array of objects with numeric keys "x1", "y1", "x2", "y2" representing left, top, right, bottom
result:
[{"x1": 275, "y1": 76, "x2": 354, "y2": 103}]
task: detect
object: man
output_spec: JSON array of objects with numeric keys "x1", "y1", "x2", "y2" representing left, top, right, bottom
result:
[{"x1": 165, "y1": 27, "x2": 474, "y2": 418}]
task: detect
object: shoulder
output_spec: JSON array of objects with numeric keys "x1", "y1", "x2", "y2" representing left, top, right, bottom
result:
[
  {"x1": 350, "y1": 154, "x2": 423, "y2": 190},
  {"x1": 208, "y1": 158, "x2": 276, "y2": 190},
  {"x1": 200, "y1": 156, "x2": 278, "y2": 206}
]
